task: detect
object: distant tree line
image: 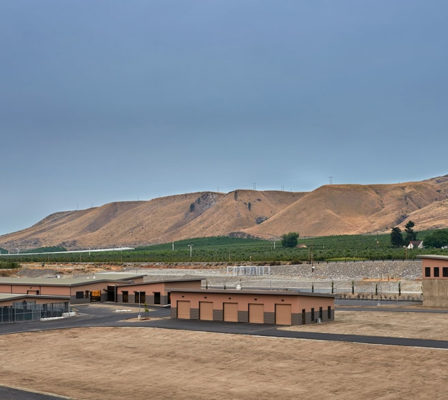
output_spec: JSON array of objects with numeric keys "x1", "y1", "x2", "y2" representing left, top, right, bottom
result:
[
  {"x1": 424, "y1": 229, "x2": 448, "y2": 248},
  {"x1": 391, "y1": 222, "x2": 448, "y2": 249}
]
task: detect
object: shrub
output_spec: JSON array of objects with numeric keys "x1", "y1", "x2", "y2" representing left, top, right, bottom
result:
[
  {"x1": 0, "y1": 261, "x2": 20, "y2": 269},
  {"x1": 281, "y1": 232, "x2": 299, "y2": 248}
]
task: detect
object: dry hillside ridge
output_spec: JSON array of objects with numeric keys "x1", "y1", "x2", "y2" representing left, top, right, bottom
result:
[{"x1": 1, "y1": 175, "x2": 448, "y2": 250}]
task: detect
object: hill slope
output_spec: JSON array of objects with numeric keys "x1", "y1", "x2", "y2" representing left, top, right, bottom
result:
[
  {"x1": 244, "y1": 176, "x2": 448, "y2": 238},
  {"x1": 0, "y1": 190, "x2": 302, "y2": 250},
  {"x1": 1, "y1": 175, "x2": 448, "y2": 250}
]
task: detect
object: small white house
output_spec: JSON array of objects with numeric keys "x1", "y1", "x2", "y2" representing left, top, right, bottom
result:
[{"x1": 407, "y1": 240, "x2": 424, "y2": 249}]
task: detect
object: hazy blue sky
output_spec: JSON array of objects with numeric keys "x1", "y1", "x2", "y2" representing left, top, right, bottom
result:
[{"x1": 1, "y1": 0, "x2": 447, "y2": 235}]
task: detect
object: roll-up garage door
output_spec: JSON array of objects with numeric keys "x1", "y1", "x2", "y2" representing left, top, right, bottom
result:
[
  {"x1": 275, "y1": 304, "x2": 292, "y2": 325},
  {"x1": 199, "y1": 301, "x2": 213, "y2": 321},
  {"x1": 249, "y1": 304, "x2": 264, "y2": 324},
  {"x1": 177, "y1": 300, "x2": 191, "y2": 319},
  {"x1": 223, "y1": 303, "x2": 238, "y2": 322}
]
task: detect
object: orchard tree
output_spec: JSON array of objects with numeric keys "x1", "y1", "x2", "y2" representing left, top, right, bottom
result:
[
  {"x1": 424, "y1": 229, "x2": 448, "y2": 248},
  {"x1": 390, "y1": 227, "x2": 404, "y2": 247},
  {"x1": 281, "y1": 232, "x2": 299, "y2": 248}
]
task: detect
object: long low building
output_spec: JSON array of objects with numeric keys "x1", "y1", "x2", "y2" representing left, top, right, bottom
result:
[
  {"x1": 0, "y1": 274, "x2": 203, "y2": 305},
  {"x1": 419, "y1": 255, "x2": 448, "y2": 307},
  {"x1": 170, "y1": 289, "x2": 335, "y2": 325},
  {"x1": 116, "y1": 278, "x2": 203, "y2": 305},
  {"x1": 0, "y1": 273, "x2": 146, "y2": 304}
]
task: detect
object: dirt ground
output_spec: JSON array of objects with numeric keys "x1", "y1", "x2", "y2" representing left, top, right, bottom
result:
[
  {"x1": 280, "y1": 310, "x2": 448, "y2": 340},
  {"x1": 0, "y1": 327, "x2": 447, "y2": 400}
]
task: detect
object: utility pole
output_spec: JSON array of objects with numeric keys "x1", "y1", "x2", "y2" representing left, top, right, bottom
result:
[
  {"x1": 188, "y1": 244, "x2": 193, "y2": 258},
  {"x1": 308, "y1": 245, "x2": 314, "y2": 265},
  {"x1": 172, "y1": 241, "x2": 175, "y2": 251},
  {"x1": 329, "y1": 176, "x2": 334, "y2": 185}
]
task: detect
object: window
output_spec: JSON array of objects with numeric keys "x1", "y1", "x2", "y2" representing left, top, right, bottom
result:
[
  {"x1": 135, "y1": 291, "x2": 145, "y2": 304},
  {"x1": 319, "y1": 307, "x2": 323, "y2": 320},
  {"x1": 311, "y1": 308, "x2": 315, "y2": 322},
  {"x1": 75, "y1": 291, "x2": 83, "y2": 299},
  {"x1": 425, "y1": 267, "x2": 431, "y2": 277},
  {"x1": 328, "y1": 306, "x2": 332, "y2": 319},
  {"x1": 443, "y1": 268, "x2": 448, "y2": 278},
  {"x1": 434, "y1": 267, "x2": 440, "y2": 277}
]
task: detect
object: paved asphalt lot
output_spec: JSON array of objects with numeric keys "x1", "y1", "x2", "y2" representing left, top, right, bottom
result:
[
  {"x1": 1, "y1": 302, "x2": 448, "y2": 349},
  {"x1": 0, "y1": 385, "x2": 70, "y2": 400}
]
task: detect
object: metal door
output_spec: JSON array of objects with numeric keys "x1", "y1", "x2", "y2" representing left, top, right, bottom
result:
[
  {"x1": 223, "y1": 303, "x2": 238, "y2": 322},
  {"x1": 275, "y1": 304, "x2": 292, "y2": 325},
  {"x1": 248, "y1": 304, "x2": 264, "y2": 324},
  {"x1": 177, "y1": 300, "x2": 191, "y2": 319},
  {"x1": 199, "y1": 302, "x2": 213, "y2": 321}
]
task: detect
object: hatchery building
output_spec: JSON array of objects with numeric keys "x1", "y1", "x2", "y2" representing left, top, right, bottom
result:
[
  {"x1": 170, "y1": 289, "x2": 335, "y2": 325},
  {"x1": 116, "y1": 278, "x2": 203, "y2": 305},
  {"x1": 0, "y1": 273, "x2": 146, "y2": 304}
]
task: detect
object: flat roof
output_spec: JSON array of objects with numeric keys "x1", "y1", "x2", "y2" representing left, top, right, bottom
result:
[
  {"x1": 118, "y1": 277, "x2": 204, "y2": 288},
  {"x1": 169, "y1": 288, "x2": 334, "y2": 298},
  {"x1": 0, "y1": 293, "x2": 70, "y2": 302},
  {"x1": 417, "y1": 255, "x2": 448, "y2": 261},
  {"x1": 0, "y1": 273, "x2": 146, "y2": 287}
]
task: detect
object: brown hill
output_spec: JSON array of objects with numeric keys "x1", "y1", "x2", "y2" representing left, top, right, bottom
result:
[
  {"x1": 0, "y1": 190, "x2": 302, "y2": 250},
  {"x1": 244, "y1": 176, "x2": 448, "y2": 238},
  {"x1": 1, "y1": 175, "x2": 448, "y2": 250}
]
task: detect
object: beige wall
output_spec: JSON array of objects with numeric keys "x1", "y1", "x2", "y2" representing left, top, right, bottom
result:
[
  {"x1": 0, "y1": 284, "x2": 11, "y2": 293},
  {"x1": 117, "y1": 280, "x2": 202, "y2": 296},
  {"x1": 171, "y1": 292, "x2": 333, "y2": 314},
  {"x1": 41, "y1": 286, "x2": 71, "y2": 296},
  {"x1": 423, "y1": 280, "x2": 448, "y2": 307},
  {"x1": 11, "y1": 285, "x2": 42, "y2": 294},
  {"x1": 117, "y1": 282, "x2": 166, "y2": 295}
]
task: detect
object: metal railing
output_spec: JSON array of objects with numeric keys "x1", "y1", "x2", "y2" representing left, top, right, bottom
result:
[{"x1": 0, "y1": 302, "x2": 69, "y2": 324}]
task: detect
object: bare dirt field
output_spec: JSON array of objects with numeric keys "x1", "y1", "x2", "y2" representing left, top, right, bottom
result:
[
  {"x1": 280, "y1": 309, "x2": 448, "y2": 340},
  {"x1": 0, "y1": 327, "x2": 447, "y2": 400}
]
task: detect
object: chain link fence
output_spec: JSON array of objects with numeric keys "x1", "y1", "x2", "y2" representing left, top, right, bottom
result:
[{"x1": 0, "y1": 301, "x2": 69, "y2": 324}]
